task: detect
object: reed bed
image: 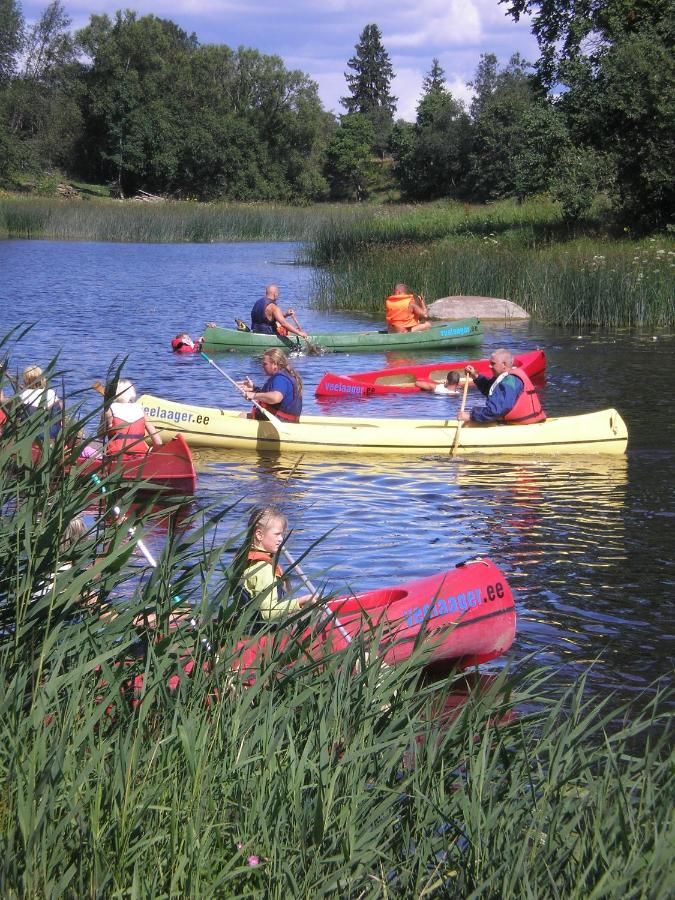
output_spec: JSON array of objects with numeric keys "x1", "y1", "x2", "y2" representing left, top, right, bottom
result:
[
  {"x1": 311, "y1": 236, "x2": 675, "y2": 328},
  {"x1": 304, "y1": 197, "x2": 564, "y2": 265},
  {"x1": 0, "y1": 349, "x2": 672, "y2": 895},
  {"x1": 0, "y1": 197, "x2": 371, "y2": 244}
]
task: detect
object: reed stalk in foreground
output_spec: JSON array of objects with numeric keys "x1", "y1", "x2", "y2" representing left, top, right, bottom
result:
[{"x1": 0, "y1": 347, "x2": 672, "y2": 897}]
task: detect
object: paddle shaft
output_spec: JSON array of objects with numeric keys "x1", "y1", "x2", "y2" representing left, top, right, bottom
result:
[
  {"x1": 90, "y1": 474, "x2": 185, "y2": 606},
  {"x1": 281, "y1": 547, "x2": 352, "y2": 644},
  {"x1": 199, "y1": 351, "x2": 287, "y2": 432},
  {"x1": 450, "y1": 372, "x2": 471, "y2": 456},
  {"x1": 286, "y1": 312, "x2": 321, "y2": 355}
]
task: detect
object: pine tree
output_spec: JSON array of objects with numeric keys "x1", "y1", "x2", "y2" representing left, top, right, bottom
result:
[
  {"x1": 341, "y1": 24, "x2": 396, "y2": 158},
  {"x1": 422, "y1": 58, "x2": 446, "y2": 97}
]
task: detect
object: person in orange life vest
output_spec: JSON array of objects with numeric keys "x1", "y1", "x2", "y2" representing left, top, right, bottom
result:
[
  {"x1": 237, "y1": 348, "x2": 303, "y2": 422},
  {"x1": 171, "y1": 332, "x2": 204, "y2": 353},
  {"x1": 250, "y1": 284, "x2": 308, "y2": 339},
  {"x1": 385, "y1": 282, "x2": 431, "y2": 333},
  {"x1": 459, "y1": 349, "x2": 546, "y2": 425},
  {"x1": 104, "y1": 378, "x2": 163, "y2": 457},
  {"x1": 240, "y1": 506, "x2": 311, "y2": 622}
]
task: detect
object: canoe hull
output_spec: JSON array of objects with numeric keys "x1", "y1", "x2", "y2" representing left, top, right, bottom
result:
[
  {"x1": 112, "y1": 559, "x2": 516, "y2": 705},
  {"x1": 78, "y1": 435, "x2": 197, "y2": 495},
  {"x1": 201, "y1": 319, "x2": 484, "y2": 352},
  {"x1": 316, "y1": 349, "x2": 546, "y2": 398},
  {"x1": 140, "y1": 394, "x2": 628, "y2": 456},
  {"x1": 234, "y1": 558, "x2": 516, "y2": 672}
]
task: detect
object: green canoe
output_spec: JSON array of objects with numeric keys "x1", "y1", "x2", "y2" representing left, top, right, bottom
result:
[{"x1": 200, "y1": 318, "x2": 483, "y2": 353}]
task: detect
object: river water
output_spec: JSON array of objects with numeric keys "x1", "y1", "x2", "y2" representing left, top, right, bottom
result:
[{"x1": 1, "y1": 239, "x2": 673, "y2": 704}]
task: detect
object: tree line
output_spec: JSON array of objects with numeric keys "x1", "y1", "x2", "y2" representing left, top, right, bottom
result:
[{"x1": 1, "y1": 1, "x2": 672, "y2": 228}]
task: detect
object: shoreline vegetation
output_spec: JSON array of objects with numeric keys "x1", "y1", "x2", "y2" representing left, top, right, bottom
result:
[
  {"x1": 0, "y1": 379, "x2": 672, "y2": 895},
  {"x1": 1, "y1": 192, "x2": 673, "y2": 328}
]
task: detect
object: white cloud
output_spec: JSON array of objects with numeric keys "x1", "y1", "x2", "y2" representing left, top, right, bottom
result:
[{"x1": 387, "y1": 1, "x2": 482, "y2": 49}]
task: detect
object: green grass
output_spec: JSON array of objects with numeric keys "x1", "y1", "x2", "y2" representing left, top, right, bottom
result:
[
  {"x1": 0, "y1": 340, "x2": 672, "y2": 895},
  {"x1": 0, "y1": 195, "x2": 371, "y2": 243}
]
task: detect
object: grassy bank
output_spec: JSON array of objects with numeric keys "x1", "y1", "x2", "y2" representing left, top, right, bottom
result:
[
  {"x1": 0, "y1": 195, "x2": 371, "y2": 243},
  {"x1": 0, "y1": 358, "x2": 672, "y2": 895},
  {"x1": 304, "y1": 196, "x2": 567, "y2": 265}
]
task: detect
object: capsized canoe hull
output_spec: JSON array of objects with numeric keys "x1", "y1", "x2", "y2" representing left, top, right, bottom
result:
[
  {"x1": 316, "y1": 349, "x2": 546, "y2": 398},
  {"x1": 140, "y1": 394, "x2": 628, "y2": 456},
  {"x1": 200, "y1": 318, "x2": 484, "y2": 353},
  {"x1": 233, "y1": 558, "x2": 516, "y2": 672},
  {"x1": 78, "y1": 434, "x2": 197, "y2": 495}
]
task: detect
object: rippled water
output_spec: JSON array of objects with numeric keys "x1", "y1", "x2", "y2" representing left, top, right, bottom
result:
[{"x1": 1, "y1": 239, "x2": 673, "y2": 702}]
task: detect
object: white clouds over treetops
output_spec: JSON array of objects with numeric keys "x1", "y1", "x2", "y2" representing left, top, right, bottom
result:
[{"x1": 21, "y1": 0, "x2": 537, "y2": 119}]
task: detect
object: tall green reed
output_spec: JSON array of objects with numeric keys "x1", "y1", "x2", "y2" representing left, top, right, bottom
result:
[
  {"x1": 0, "y1": 343, "x2": 672, "y2": 896},
  {"x1": 311, "y1": 236, "x2": 675, "y2": 328},
  {"x1": 0, "y1": 197, "x2": 369, "y2": 244}
]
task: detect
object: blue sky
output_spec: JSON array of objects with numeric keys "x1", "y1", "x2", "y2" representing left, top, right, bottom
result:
[{"x1": 22, "y1": 0, "x2": 539, "y2": 120}]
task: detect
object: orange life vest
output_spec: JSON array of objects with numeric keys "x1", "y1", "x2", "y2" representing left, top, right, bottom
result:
[
  {"x1": 247, "y1": 549, "x2": 283, "y2": 578},
  {"x1": 107, "y1": 408, "x2": 148, "y2": 457},
  {"x1": 503, "y1": 367, "x2": 546, "y2": 424},
  {"x1": 385, "y1": 293, "x2": 417, "y2": 330}
]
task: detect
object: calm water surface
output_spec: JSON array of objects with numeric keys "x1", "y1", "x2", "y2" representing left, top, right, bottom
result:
[{"x1": 1, "y1": 239, "x2": 673, "y2": 703}]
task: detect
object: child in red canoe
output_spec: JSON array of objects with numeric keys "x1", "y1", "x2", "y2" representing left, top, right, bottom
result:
[{"x1": 239, "y1": 506, "x2": 311, "y2": 624}]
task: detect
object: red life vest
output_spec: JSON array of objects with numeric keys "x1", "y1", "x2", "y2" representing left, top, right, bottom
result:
[
  {"x1": 251, "y1": 402, "x2": 300, "y2": 423},
  {"x1": 503, "y1": 367, "x2": 546, "y2": 424},
  {"x1": 107, "y1": 410, "x2": 148, "y2": 457},
  {"x1": 385, "y1": 294, "x2": 417, "y2": 331},
  {"x1": 171, "y1": 336, "x2": 198, "y2": 353},
  {"x1": 0, "y1": 407, "x2": 6, "y2": 432}
]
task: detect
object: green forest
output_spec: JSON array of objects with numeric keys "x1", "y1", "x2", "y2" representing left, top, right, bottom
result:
[{"x1": 0, "y1": 0, "x2": 673, "y2": 230}]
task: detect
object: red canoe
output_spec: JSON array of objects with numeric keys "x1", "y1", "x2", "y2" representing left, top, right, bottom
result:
[
  {"x1": 315, "y1": 349, "x2": 546, "y2": 398},
  {"x1": 110, "y1": 558, "x2": 516, "y2": 708},
  {"x1": 232, "y1": 557, "x2": 516, "y2": 674},
  {"x1": 78, "y1": 435, "x2": 197, "y2": 495}
]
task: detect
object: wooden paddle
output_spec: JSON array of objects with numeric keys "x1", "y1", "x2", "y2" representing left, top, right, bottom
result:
[
  {"x1": 281, "y1": 546, "x2": 352, "y2": 644},
  {"x1": 450, "y1": 370, "x2": 471, "y2": 456},
  {"x1": 199, "y1": 351, "x2": 290, "y2": 434}
]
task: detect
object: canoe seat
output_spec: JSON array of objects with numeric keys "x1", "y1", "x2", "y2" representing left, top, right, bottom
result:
[
  {"x1": 375, "y1": 374, "x2": 417, "y2": 386},
  {"x1": 429, "y1": 369, "x2": 460, "y2": 382}
]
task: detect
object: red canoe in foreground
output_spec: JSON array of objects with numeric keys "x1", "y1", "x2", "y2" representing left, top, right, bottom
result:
[
  {"x1": 78, "y1": 435, "x2": 197, "y2": 495},
  {"x1": 315, "y1": 349, "x2": 546, "y2": 398},
  {"x1": 232, "y1": 558, "x2": 516, "y2": 675},
  {"x1": 113, "y1": 558, "x2": 516, "y2": 707}
]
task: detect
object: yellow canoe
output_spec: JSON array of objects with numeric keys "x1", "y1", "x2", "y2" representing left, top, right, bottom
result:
[{"x1": 140, "y1": 394, "x2": 628, "y2": 456}]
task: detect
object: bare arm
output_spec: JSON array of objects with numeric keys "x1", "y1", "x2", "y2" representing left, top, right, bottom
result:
[
  {"x1": 271, "y1": 305, "x2": 307, "y2": 338},
  {"x1": 145, "y1": 419, "x2": 163, "y2": 447},
  {"x1": 244, "y1": 387, "x2": 283, "y2": 405},
  {"x1": 410, "y1": 295, "x2": 428, "y2": 320}
]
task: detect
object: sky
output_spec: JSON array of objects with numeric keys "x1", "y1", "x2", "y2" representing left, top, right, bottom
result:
[{"x1": 22, "y1": 0, "x2": 540, "y2": 120}]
